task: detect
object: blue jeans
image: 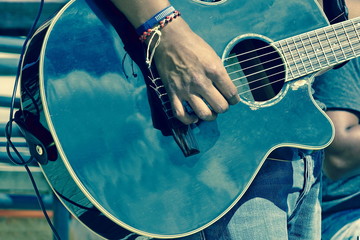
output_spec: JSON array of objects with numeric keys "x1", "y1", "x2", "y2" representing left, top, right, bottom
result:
[{"x1": 156, "y1": 150, "x2": 323, "y2": 240}]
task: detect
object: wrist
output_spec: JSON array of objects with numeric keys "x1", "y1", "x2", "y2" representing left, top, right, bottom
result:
[
  {"x1": 110, "y1": 0, "x2": 170, "y2": 27},
  {"x1": 143, "y1": 18, "x2": 191, "y2": 46},
  {"x1": 136, "y1": 6, "x2": 176, "y2": 35},
  {"x1": 137, "y1": 6, "x2": 182, "y2": 42}
]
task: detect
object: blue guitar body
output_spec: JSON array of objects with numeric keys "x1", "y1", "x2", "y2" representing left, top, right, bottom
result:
[{"x1": 19, "y1": 0, "x2": 334, "y2": 238}]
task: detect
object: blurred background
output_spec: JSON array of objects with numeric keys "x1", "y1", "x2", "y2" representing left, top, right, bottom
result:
[{"x1": 0, "y1": 1, "x2": 103, "y2": 239}]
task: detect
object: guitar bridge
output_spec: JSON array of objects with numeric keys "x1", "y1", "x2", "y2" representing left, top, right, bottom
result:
[{"x1": 171, "y1": 124, "x2": 200, "y2": 157}]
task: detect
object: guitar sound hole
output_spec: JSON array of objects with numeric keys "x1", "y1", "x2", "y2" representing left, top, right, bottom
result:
[
  {"x1": 197, "y1": 0, "x2": 224, "y2": 3},
  {"x1": 225, "y1": 38, "x2": 285, "y2": 102}
]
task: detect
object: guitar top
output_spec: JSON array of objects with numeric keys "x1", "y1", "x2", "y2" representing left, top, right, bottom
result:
[{"x1": 18, "y1": 0, "x2": 339, "y2": 238}]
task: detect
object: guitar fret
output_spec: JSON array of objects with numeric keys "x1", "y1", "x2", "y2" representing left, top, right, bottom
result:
[
  {"x1": 291, "y1": 37, "x2": 308, "y2": 76},
  {"x1": 271, "y1": 17, "x2": 360, "y2": 83},
  {"x1": 322, "y1": 28, "x2": 339, "y2": 65},
  {"x1": 337, "y1": 19, "x2": 360, "y2": 58},
  {"x1": 288, "y1": 31, "x2": 329, "y2": 76},
  {"x1": 332, "y1": 24, "x2": 348, "y2": 61},
  {"x1": 278, "y1": 39, "x2": 299, "y2": 79},
  {"x1": 336, "y1": 23, "x2": 356, "y2": 59},
  {"x1": 306, "y1": 32, "x2": 325, "y2": 70},
  {"x1": 314, "y1": 30, "x2": 331, "y2": 67},
  {"x1": 342, "y1": 21, "x2": 357, "y2": 57},
  {"x1": 352, "y1": 20, "x2": 360, "y2": 56},
  {"x1": 299, "y1": 34, "x2": 317, "y2": 72},
  {"x1": 351, "y1": 21, "x2": 360, "y2": 41}
]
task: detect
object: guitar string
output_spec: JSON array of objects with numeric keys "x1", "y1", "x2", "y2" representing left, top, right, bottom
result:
[
  {"x1": 224, "y1": 22, "x2": 360, "y2": 78},
  {"x1": 233, "y1": 46, "x2": 360, "y2": 95},
  {"x1": 159, "y1": 21, "x2": 360, "y2": 118},
  {"x1": 233, "y1": 39, "x2": 360, "y2": 90},
  {"x1": 223, "y1": 20, "x2": 360, "y2": 62},
  {"x1": 225, "y1": 26, "x2": 360, "y2": 77},
  {"x1": 161, "y1": 39, "x2": 360, "y2": 119},
  {"x1": 223, "y1": 34, "x2": 352, "y2": 71},
  {"x1": 229, "y1": 32, "x2": 360, "y2": 90},
  {"x1": 221, "y1": 26, "x2": 360, "y2": 95},
  {"x1": 232, "y1": 42, "x2": 360, "y2": 86},
  {"x1": 222, "y1": 19, "x2": 360, "y2": 63}
]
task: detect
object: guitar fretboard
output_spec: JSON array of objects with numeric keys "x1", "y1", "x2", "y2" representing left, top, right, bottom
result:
[{"x1": 274, "y1": 17, "x2": 360, "y2": 81}]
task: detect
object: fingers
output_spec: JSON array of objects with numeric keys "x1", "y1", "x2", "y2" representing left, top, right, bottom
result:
[
  {"x1": 187, "y1": 95, "x2": 217, "y2": 121},
  {"x1": 172, "y1": 96, "x2": 198, "y2": 125},
  {"x1": 187, "y1": 63, "x2": 240, "y2": 121},
  {"x1": 206, "y1": 61, "x2": 241, "y2": 105},
  {"x1": 171, "y1": 94, "x2": 219, "y2": 124},
  {"x1": 200, "y1": 86, "x2": 230, "y2": 114},
  {"x1": 171, "y1": 86, "x2": 230, "y2": 124},
  {"x1": 169, "y1": 70, "x2": 239, "y2": 125}
]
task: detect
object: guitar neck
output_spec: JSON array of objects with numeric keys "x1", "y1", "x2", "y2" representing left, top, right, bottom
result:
[{"x1": 274, "y1": 17, "x2": 360, "y2": 81}]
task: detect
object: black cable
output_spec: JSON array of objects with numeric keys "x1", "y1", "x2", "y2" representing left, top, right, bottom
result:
[
  {"x1": 5, "y1": 119, "x2": 33, "y2": 165},
  {"x1": 54, "y1": 190, "x2": 95, "y2": 211},
  {"x1": 5, "y1": 0, "x2": 62, "y2": 239}
]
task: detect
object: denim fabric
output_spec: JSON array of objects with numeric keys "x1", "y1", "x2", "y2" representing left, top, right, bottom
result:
[{"x1": 155, "y1": 150, "x2": 323, "y2": 240}]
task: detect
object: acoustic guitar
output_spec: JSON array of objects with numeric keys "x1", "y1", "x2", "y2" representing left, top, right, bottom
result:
[{"x1": 18, "y1": 0, "x2": 360, "y2": 238}]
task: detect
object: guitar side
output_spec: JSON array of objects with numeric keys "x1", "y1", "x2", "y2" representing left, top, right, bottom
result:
[{"x1": 19, "y1": 0, "x2": 334, "y2": 238}]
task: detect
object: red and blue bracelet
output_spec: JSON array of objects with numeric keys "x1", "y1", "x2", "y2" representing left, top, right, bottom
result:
[{"x1": 136, "y1": 5, "x2": 181, "y2": 42}]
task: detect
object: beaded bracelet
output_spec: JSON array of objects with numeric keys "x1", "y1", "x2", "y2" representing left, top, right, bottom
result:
[
  {"x1": 137, "y1": 8, "x2": 181, "y2": 42},
  {"x1": 136, "y1": 6, "x2": 175, "y2": 35}
]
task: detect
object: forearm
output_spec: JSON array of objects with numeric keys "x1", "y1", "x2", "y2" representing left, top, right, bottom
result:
[
  {"x1": 346, "y1": 0, "x2": 360, "y2": 19},
  {"x1": 324, "y1": 110, "x2": 360, "y2": 179}
]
